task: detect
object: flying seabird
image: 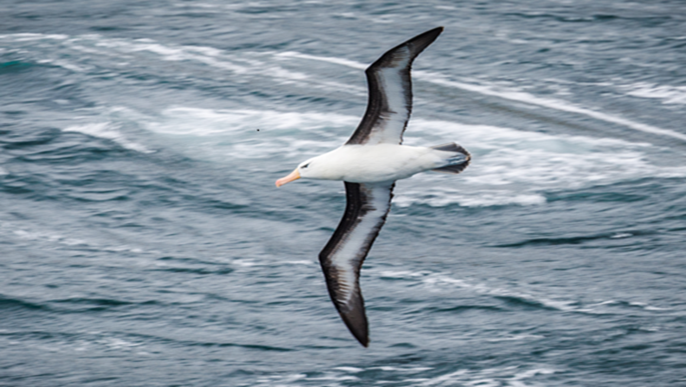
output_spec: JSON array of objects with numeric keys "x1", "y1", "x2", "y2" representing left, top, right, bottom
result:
[{"x1": 275, "y1": 27, "x2": 470, "y2": 347}]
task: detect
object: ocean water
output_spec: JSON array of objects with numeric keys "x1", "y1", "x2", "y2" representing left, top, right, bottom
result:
[{"x1": 1, "y1": 0, "x2": 686, "y2": 386}]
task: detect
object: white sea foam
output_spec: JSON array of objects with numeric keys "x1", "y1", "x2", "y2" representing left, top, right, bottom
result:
[
  {"x1": 333, "y1": 366, "x2": 364, "y2": 373},
  {"x1": 509, "y1": 368, "x2": 556, "y2": 387},
  {"x1": 37, "y1": 58, "x2": 86, "y2": 72},
  {"x1": 13, "y1": 229, "x2": 87, "y2": 247},
  {"x1": 143, "y1": 107, "x2": 357, "y2": 163},
  {"x1": 97, "y1": 337, "x2": 143, "y2": 351},
  {"x1": 610, "y1": 232, "x2": 633, "y2": 239},
  {"x1": 150, "y1": 107, "x2": 358, "y2": 135},
  {"x1": 272, "y1": 51, "x2": 686, "y2": 141},
  {"x1": 141, "y1": 106, "x2": 686, "y2": 207},
  {"x1": 63, "y1": 122, "x2": 152, "y2": 153},
  {"x1": 415, "y1": 72, "x2": 686, "y2": 142},
  {"x1": 276, "y1": 51, "x2": 367, "y2": 70},
  {"x1": 0, "y1": 33, "x2": 68, "y2": 42},
  {"x1": 2, "y1": 33, "x2": 326, "y2": 90},
  {"x1": 418, "y1": 369, "x2": 469, "y2": 386},
  {"x1": 285, "y1": 260, "x2": 315, "y2": 266},
  {"x1": 412, "y1": 366, "x2": 555, "y2": 387},
  {"x1": 4, "y1": 32, "x2": 683, "y2": 143},
  {"x1": 397, "y1": 119, "x2": 686, "y2": 207},
  {"x1": 578, "y1": 300, "x2": 671, "y2": 314},
  {"x1": 9, "y1": 225, "x2": 149, "y2": 255},
  {"x1": 421, "y1": 273, "x2": 577, "y2": 312},
  {"x1": 622, "y1": 82, "x2": 686, "y2": 105},
  {"x1": 485, "y1": 334, "x2": 545, "y2": 342},
  {"x1": 12, "y1": 31, "x2": 677, "y2": 208},
  {"x1": 373, "y1": 366, "x2": 433, "y2": 373}
]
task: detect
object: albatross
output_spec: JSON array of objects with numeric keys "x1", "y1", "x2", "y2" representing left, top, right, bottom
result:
[{"x1": 275, "y1": 27, "x2": 470, "y2": 347}]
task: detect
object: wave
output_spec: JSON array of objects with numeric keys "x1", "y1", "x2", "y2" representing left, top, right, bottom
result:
[
  {"x1": 493, "y1": 230, "x2": 651, "y2": 248},
  {"x1": 129, "y1": 104, "x2": 686, "y2": 208},
  {"x1": 416, "y1": 272, "x2": 670, "y2": 316},
  {"x1": 420, "y1": 274, "x2": 578, "y2": 312},
  {"x1": 6, "y1": 223, "x2": 150, "y2": 255},
  {"x1": 141, "y1": 107, "x2": 357, "y2": 163},
  {"x1": 0, "y1": 295, "x2": 49, "y2": 312},
  {"x1": 8, "y1": 32, "x2": 683, "y2": 208},
  {"x1": 41, "y1": 96, "x2": 686, "y2": 209},
  {"x1": 0, "y1": 295, "x2": 157, "y2": 314},
  {"x1": 63, "y1": 122, "x2": 152, "y2": 153},
  {"x1": 252, "y1": 364, "x2": 556, "y2": 386},
  {"x1": 3, "y1": 32, "x2": 683, "y2": 144},
  {"x1": 398, "y1": 119, "x2": 686, "y2": 207},
  {"x1": 272, "y1": 50, "x2": 686, "y2": 142},
  {"x1": 416, "y1": 72, "x2": 686, "y2": 142},
  {"x1": 622, "y1": 82, "x2": 686, "y2": 105},
  {"x1": 152, "y1": 266, "x2": 234, "y2": 275},
  {"x1": 0, "y1": 32, "x2": 363, "y2": 98},
  {"x1": 12, "y1": 31, "x2": 683, "y2": 147}
]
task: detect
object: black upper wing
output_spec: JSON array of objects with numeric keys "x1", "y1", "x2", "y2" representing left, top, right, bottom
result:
[
  {"x1": 318, "y1": 181, "x2": 394, "y2": 347},
  {"x1": 346, "y1": 27, "x2": 443, "y2": 146}
]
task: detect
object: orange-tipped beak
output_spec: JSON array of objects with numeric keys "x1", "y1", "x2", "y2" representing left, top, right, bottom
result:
[{"x1": 275, "y1": 169, "x2": 301, "y2": 187}]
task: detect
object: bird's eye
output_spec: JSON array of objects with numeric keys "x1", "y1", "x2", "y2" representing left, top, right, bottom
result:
[{"x1": 301, "y1": 163, "x2": 310, "y2": 169}]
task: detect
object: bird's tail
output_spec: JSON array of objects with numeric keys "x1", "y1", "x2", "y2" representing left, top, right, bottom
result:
[{"x1": 430, "y1": 142, "x2": 471, "y2": 174}]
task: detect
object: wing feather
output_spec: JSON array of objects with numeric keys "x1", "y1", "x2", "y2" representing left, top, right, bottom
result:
[
  {"x1": 346, "y1": 27, "x2": 443, "y2": 146},
  {"x1": 318, "y1": 181, "x2": 394, "y2": 347}
]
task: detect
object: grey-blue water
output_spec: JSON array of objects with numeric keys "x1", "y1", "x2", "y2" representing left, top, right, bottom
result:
[{"x1": 2, "y1": 1, "x2": 685, "y2": 386}]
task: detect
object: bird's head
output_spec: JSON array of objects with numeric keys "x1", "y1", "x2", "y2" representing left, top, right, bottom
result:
[{"x1": 275, "y1": 157, "x2": 322, "y2": 187}]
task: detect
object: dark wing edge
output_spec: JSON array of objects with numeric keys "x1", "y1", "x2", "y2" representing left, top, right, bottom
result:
[
  {"x1": 346, "y1": 27, "x2": 443, "y2": 146},
  {"x1": 318, "y1": 181, "x2": 395, "y2": 347}
]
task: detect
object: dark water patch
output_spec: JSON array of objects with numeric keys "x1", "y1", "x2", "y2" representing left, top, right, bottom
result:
[
  {"x1": 0, "y1": 128, "x2": 60, "y2": 150},
  {"x1": 18, "y1": 298, "x2": 163, "y2": 313},
  {"x1": 495, "y1": 295, "x2": 562, "y2": 311},
  {"x1": 210, "y1": 342, "x2": 293, "y2": 352},
  {"x1": 0, "y1": 296, "x2": 49, "y2": 312},
  {"x1": 187, "y1": 196, "x2": 250, "y2": 212},
  {"x1": 155, "y1": 256, "x2": 233, "y2": 267},
  {"x1": 68, "y1": 189, "x2": 130, "y2": 202},
  {"x1": 0, "y1": 60, "x2": 35, "y2": 74},
  {"x1": 546, "y1": 186, "x2": 652, "y2": 204},
  {"x1": 0, "y1": 330, "x2": 77, "y2": 342},
  {"x1": 416, "y1": 304, "x2": 504, "y2": 314},
  {"x1": 1, "y1": 171, "x2": 134, "y2": 204},
  {"x1": 119, "y1": 331, "x2": 294, "y2": 352},
  {"x1": 388, "y1": 342, "x2": 416, "y2": 349},
  {"x1": 89, "y1": 25, "x2": 125, "y2": 32},
  {"x1": 0, "y1": 174, "x2": 46, "y2": 196},
  {"x1": 1, "y1": 110, "x2": 28, "y2": 118},
  {"x1": 51, "y1": 298, "x2": 135, "y2": 307},
  {"x1": 152, "y1": 266, "x2": 234, "y2": 275},
  {"x1": 12, "y1": 145, "x2": 131, "y2": 165},
  {"x1": 171, "y1": 12, "x2": 219, "y2": 19},
  {"x1": 10, "y1": 138, "x2": 130, "y2": 164},
  {"x1": 49, "y1": 298, "x2": 161, "y2": 311},
  {"x1": 80, "y1": 376, "x2": 120, "y2": 384},
  {"x1": 493, "y1": 229, "x2": 655, "y2": 248}
]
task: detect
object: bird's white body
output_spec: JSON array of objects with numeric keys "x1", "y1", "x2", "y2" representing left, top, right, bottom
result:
[{"x1": 300, "y1": 144, "x2": 454, "y2": 183}]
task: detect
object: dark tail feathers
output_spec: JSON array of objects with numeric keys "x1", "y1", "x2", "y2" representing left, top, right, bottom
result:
[{"x1": 431, "y1": 142, "x2": 471, "y2": 174}]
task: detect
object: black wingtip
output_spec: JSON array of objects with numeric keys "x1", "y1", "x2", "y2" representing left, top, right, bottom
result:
[
  {"x1": 425, "y1": 26, "x2": 444, "y2": 38},
  {"x1": 337, "y1": 298, "x2": 370, "y2": 347},
  {"x1": 368, "y1": 26, "x2": 444, "y2": 71},
  {"x1": 408, "y1": 26, "x2": 443, "y2": 51},
  {"x1": 403, "y1": 27, "x2": 443, "y2": 59}
]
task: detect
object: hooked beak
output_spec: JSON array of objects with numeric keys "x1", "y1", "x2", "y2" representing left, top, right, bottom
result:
[{"x1": 275, "y1": 168, "x2": 300, "y2": 187}]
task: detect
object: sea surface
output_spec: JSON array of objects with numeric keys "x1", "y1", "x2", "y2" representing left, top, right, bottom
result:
[{"x1": 1, "y1": 1, "x2": 685, "y2": 386}]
